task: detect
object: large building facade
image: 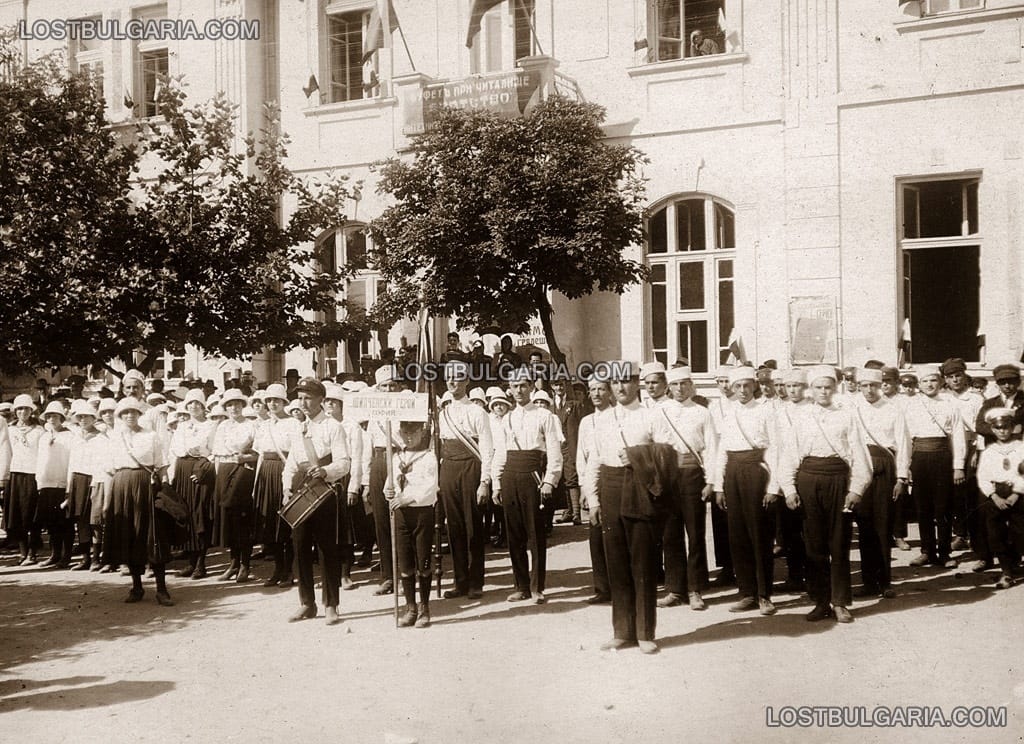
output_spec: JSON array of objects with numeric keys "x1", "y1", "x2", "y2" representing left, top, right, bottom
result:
[{"x1": 3, "y1": 0, "x2": 1023, "y2": 392}]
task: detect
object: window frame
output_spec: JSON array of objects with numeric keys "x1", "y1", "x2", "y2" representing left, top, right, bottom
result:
[
  {"x1": 69, "y1": 16, "x2": 105, "y2": 101},
  {"x1": 132, "y1": 4, "x2": 169, "y2": 119},
  {"x1": 646, "y1": 194, "x2": 737, "y2": 373},
  {"x1": 922, "y1": 0, "x2": 984, "y2": 16},
  {"x1": 643, "y1": 0, "x2": 730, "y2": 65},
  {"x1": 322, "y1": 1, "x2": 382, "y2": 106},
  {"x1": 470, "y1": 0, "x2": 537, "y2": 75}
]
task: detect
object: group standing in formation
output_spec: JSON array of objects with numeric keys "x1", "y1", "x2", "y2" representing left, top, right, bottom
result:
[{"x1": 2, "y1": 353, "x2": 1022, "y2": 653}]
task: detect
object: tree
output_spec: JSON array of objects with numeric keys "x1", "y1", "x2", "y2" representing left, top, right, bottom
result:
[
  {"x1": 0, "y1": 30, "x2": 363, "y2": 376},
  {"x1": 369, "y1": 95, "x2": 648, "y2": 365}
]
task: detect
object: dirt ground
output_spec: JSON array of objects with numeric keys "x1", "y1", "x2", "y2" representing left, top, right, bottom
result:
[{"x1": 1, "y1": 521, "x2": 1022, "y2": 744}]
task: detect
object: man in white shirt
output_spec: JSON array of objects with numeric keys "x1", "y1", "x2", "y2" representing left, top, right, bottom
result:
[
  {"x1": 281, "y1": 378, "x2": 352, "y2": 625},
  {"x1": 640, "y1": 362, "x2": 669, "y2": 409},
  {"x1": 942, "y1": 357, "x2": 982, "y2": 553},
  {"x1": 774, "y1": 368, "x2": 810, "y2": 592},
  {"x1": 576, "y1": 375, "x2": 613, "y2": 604}
]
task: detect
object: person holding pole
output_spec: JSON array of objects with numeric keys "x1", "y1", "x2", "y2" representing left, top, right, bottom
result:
[{"x1": 281, "y1": 378, "x2": 351, "y2": 625}]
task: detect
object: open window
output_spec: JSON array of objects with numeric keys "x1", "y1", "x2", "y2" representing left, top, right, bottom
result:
[{"x1": 643, "y1": 0, "x2": 729, "y2": 63}]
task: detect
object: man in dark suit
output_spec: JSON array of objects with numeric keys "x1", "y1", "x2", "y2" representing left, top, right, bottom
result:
[{"x1": 552, "y1": 378, "x2": 583, "y2": 525}]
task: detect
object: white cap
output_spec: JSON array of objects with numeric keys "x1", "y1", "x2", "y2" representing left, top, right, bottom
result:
[
  {"x1": 71, "y1": 400, "x2": 95, "y2": 419},
  {"x1": 783, "y1": 368, "x2": 807, "y2": 385},
  {"x1": 806, "y1": 365, "x2": 837, "y2": 385},
  {"x1": 916, "y1": 364, "x2": 941, "y2": 380},
  {"x1": 249, "y1": 390, "x2": 267, "y2": 402},
  {"x1": 715, "y1": 366, "x2": 734, "y2": 379},
  {"x1": 858, "y1": 368, "x2": 883, "y2": 385},
  {"x1": 323, "y1": 382, "x2": 344, "y2": 402},
  {"x1": 12, "y1": 394, "x2": 34, "y2": 411},
  {"x1": 115, "y1": 398, "x2": 145, "y2": 417},
  {"x1": 531, "y1": 390, "x2": 552, "y2": 405},
  {"x1": 727, "y1": 367, "x2": 756, "y2": 386},
  {"x1": 489, "y1": 395, "x2": 511, "y2": 411},
  {"x1": 209, "y1": 404, "x2": 227, "y2": 419},
  {"x1": 984, "y1": 407, "x2": 1016, "y2": 423},
  {"x1": 375, "y1": 365, "x2": 398, "y2": 385},
  {"x1": 98, "y1": 398, "x2": 118, "y2": 414},
  {"x1": 485, "y1": 386, "x2": 505, "y2": 400},
  {"x1": 286, "y1": 399, "x2": 302, "y2": 414},
  {"x1": 665, "y1": 366, "x2": 692, "y2": 384},
  {"x1": 184, "y1": 389, "x2": 207, "y2": 406},
  {"x1": 264, "y1": 383, "x2": 288, "y2": 402},
  {"x1": 469, "y1": 387, "x2": 486, "y2": 402},
  {"x1": 146, "y1": 392, "x2": 166, "y2": 404},
  {"x1": 122, "y1": 369, "x2": 146, "y2": 386},
  {"x1": 221, "y1": 388, "x2": 247, "y2": 406},
  {"x1": 640, "y1": 361, "x2": 667, "y2": 380},
  {"x1": 43, "y1": 401, "x2": 67, "y2": 418}
]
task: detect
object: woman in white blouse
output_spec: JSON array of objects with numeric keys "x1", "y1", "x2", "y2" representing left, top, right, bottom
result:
[
  {"x1": 169, "y1": 389, "x2": 218, "y2": 579},
  {"x1": 103, "y1": 398, "x2": 173, "y2": 605},
  {"x1": 212, "y1": 389, "x2": 257, "y2": 582},
  {"x1": 7, "y1": 395, "x2": 44, "y2": 565}
]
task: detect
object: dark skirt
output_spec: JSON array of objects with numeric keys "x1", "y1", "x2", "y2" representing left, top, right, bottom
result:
[
  {"x1": 35, "y1": 487, "x2": 68, "y2": 528},
  {"x1": 173, "y1": 456, "x2": 215, "y2": 552},
  {"x1": 216, "y1": 461, "x2": 257, "y2": 548},
  {"x1": 68, "y1": 473, "x2": 93, "y2": 518},
  {"x1": 253, "y1": 457, "x2": 289, "y2": 544},
  {"x1": 6, "y1": 472, "x2": 39, "y2": 538},
  {"x1": 103, "y1": 469, "x2": 170, "y2": 566}
]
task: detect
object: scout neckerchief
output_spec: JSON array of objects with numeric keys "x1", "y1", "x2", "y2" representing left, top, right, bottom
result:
[
  {"x1": 396, "y1": 448, "x2": 429, "y2": 492},
  {"x1": 441, "y1": 404, "x2": 482, "y2": 461},
  {"x1": 810, "y1": 405, "x2": 844, "y2": 460},
  {"x1": 660, "y1": 405, "x2": 704, "y2": 470}
]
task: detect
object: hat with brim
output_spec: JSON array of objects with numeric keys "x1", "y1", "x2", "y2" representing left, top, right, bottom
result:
[
  {"x1": 468, "y1": 387, "x2": 486, "y2": 402},
  {"x1": 184, "y1": 389, "x2": 207, "y2": 407},
  {"x1": 115, "y1": 398, "x2": 145, "y2": 417},
  {"x1": 12, "y1": 394, "x2": 34, "y2": 411},
  {"x1": 294, "y1": 377, "x2": 326, "y2": 398},
  {"x1": 43, "y1": 401, "x2": 67, "y2": 419},
  {"x1": 489, "y1": 396, "x2": 511, "y2": 412},
  {"x1": 993, "y1": 364, "x2": 1021, "y2": 383},
  {"x1": 985, "y1": 407, "x2": 1016, "y2": 424},
  {"x1": 209, "y1": 404, "x2": 227, "y2": 419},
  {"x1": 374, "y1": 365, "x2": 398, "y2": 386},
  {"x1": 221, "y1": 388, "x2": 247, "y2": 406},
  {"x1": 531, "y1": 390, "x2": 552, "y2": 406},
  {"x1": 98, "y1": 398, "x2": 118, "y2": 414},
  {"x1": 323, "y1": 382, "x2": 344, "y2": 402},
  {"x1": 264, "y1": 383, "x2": 288, "y2": 402}
]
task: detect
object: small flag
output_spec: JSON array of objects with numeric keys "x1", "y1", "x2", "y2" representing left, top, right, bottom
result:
[
  {"x1": 362, "y1": 0, "x2": 399, "y2": 63},
  {"x1": 726, "y1": 329, "x2": 747, "y2": 366},
  {"x1": 302, "y1": 74, "x2": 319, "y2": 99},
  {"x1": 123, "y1": 91, "x2": 135, "y2": 109},
  {"x1": 466, "y1": 0, "x2": 503, "y2": 48}
]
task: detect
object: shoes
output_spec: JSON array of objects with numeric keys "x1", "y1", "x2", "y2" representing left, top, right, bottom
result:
[
  {"x1": 144, "y1": 567, "x2": 154, "y2": 578},
  {"x1": 373, "y1": 580, "x2": 394, "y2": 596},
  {"x1": 909, "y1": 553, "x2": 931, "y2": 567},
  {"x1": 217, "y1": 566, "x2": 239, "y2": 582},
  {"x1": 38, "y1": 556, "x2": 58, "y2": 568},
  {"x1": 942, "y1": 558, "x2": 958, "y2": 569},
  {"x1": 341, "y1": 576, "x2": 356, "y2": 591},
  {"x1": 532, "y1": 591, "x2": 546, "y2": 605},
  {"x1": 89, "y1": 563, "x2": 102, "y2": 572},
  {"x1": 759, "y1": 598, "x2": 777, "y2": 616},
  {"x1": 398, "y1": 605, "x2": 418, "y2": 627},
  {"x1": 72, "y1": 560, "x2": 92, "y2": 571},
  {"x1": 728, "y1": 596, "x2": 758, "y2": 613},
  {"x1": 288, "y1": 605, "x2": 317, "y2": 622},
  {"x1": 98, "y1": 564, "x2": 114, "y2": 573},
  {"x1": 491, "y1": 537, "x2": 507, "y2": 548},
  {"x1": 772, "y1": 544, "x2": 783, "y2": 557},
  {"x1": 18, "y1": 555, "x2": 37, "y2": 566},
  {"x1": 119, "y1": 565, "x2": 130, "y2": 576},
  {"x1": 971, "y1": 560, "x2": 994, "y2": 573},
  {"x1": 325, "y1": 606, "x2": 342, "y2": 626},
  {"x1": 415, "y1": 603, "x2": 430, "y2": 628},
  {"x1": 177, "y1": 565, "x2": 196, "y2": 578},
  {"x1": 637, "y1": 640, "x2": 659, "y2": 655},
  {"x1": 443, "y1": 588, "x2": 467, "y2": 599},
  {"x1": 506, "y1": 590, "x2": 530, "y2": 602},
  {"x1": 833, "y1": 606, "x2": 853, "y2": 623},
  {"x1": 468, "y1": 589, "x2": 484, "y2": 600},
  {"x1": 124, "y1": 588, "x2": 145, "y2": 603},
  {"x1": 155, "y1": 591, "x2": 174, "y2": 607},
  {"x1": 950, "y1": 536, "x2": 969, "y2": 552},
  {"x1": 191, "y1": 567, "x2": 207, "y2": 580},
  {"x1": 805, "y1": 604, "x2": 833, "y2": 622},
  {"x1": 572, "y1": 517, "x2": 583, "y2": 526},
  {"x1": 711, "y1": 570, "x2": 736, "y2": 587},
  {"x1": 995, "y1": 574, "x2": 1014, "y2": 590},
  {"x1": 277, "y1": 572, "x2": 294, "y2": 587},
  {"x1": 585, "y1": 593, "x2": 611, "y2": 605},
  {"x1": 657, "y1": 592, "x2": 685, "y2": 608},
  {"x1": 854, "y1": 585, "x2": 881, "y2": 598},
  {"x1": 356, "y1": 549, "x2": 372, "y2": 568},
  {"x1": 689, "y1": 592, "x2": 706, "y2": 611},
  {"x1": 600, "y1": 638, "x2": 634, "y2": 651},
  {"x1": 556, "y1": 511, "x2": 574, "y2": 524},
  {"x1": 56, "y1": 560, "x2": 73, "y2": 570},
  {"x1": 881, "y1": 588, "x2": 897, "y2": 599},
  {"x1": 894, "y1": 537, "x2": 911, "y2": 551},
  {"x1": 236, "y1": 567, "x2": 251, "y2": 583},
  {"x1": 262, "y1": 573, "x2": 281, "y2": 587}
]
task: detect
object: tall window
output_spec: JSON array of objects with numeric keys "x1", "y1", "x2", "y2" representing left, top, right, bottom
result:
[
  {"x1": 70, "y1": 17, "x2": 104, "y2": 100},
  {"x1": 646, "y1": 0, "x2": 727, "y2": 63},
  {"x1": 317, "y1": 225, "x2": 385, "y2": 376},
  {"x1": 923, "y1": 0, "x2": 983, "y2": 15},
  {"x1": 325, "y1": 4, "x2": 382, "y2": 104},
  {"x1": 470, "y1": 0, "x2": 535, "y2": 74},
  {"x1": 647, "y1": 195, "x2": 736, "y2": 372},
  {"x1": 899, "y1": 176, "x2": 981, "y2": 363},
  {"x1": 263, "y1": 0, "x2": 280, "y2": 105},
  {"x1": 133, "y1": 5, "x2": 168, "y2": 118}
]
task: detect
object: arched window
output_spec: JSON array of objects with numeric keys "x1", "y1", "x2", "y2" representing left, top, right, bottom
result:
[
  {"x1": 316, "y1": 224, "x2": 385, "y2": 376},
  {"x1": 646, "y1": 194, "x2": 735, "y2": 373}
]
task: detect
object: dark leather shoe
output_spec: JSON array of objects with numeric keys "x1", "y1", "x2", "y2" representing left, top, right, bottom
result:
[
  {"x1": 833, "y1": 605, "x2": 853, "y2": 623},
  {"x1": 155, "y1": 591, "x2": 174, "y2": 607},
  {"x1": 443, "y1": 588, "x2": 467, "y2": 599},
  {"x1": 995, "y1": 574, "x2": 1014, "y2": 590},
  {"x1": 325, "y1": 606, "x2": 342, "y2": 625},
  {"x1": 805, "y1": 604, "x2": 833, "y2": 622},
  {"x1": 909, "y1": 553, "x2": 931, "y2": 567},
  {"x1": 288, "y1": 605, "x2": 317, "y2": 622},
  {"x1": 467, "y1": 588, "x2": 483, "y2": 600},
  {"x1": 277, "y1": 572, "x2": 294, "y2": 587},
  {"x1": 177, "y1": 565, "x2": 196, "y2": 578},
  {"x1": 585, "y1": 593, "x2": 611, "y2": 605},
  {"x1": 657, "y1": 592, "x2": 685, "y2": 608},
  {"x1": 71, "y1": 560, "x2": 92, "y2": 571},
  {"x1": 190, "y1": 567, "x2": 207, "y2": 580},
  {"x1": 531, "y1": 591, "x2": 546, "y2": 605},
  {"x1": 881, "y1": 588, "x2": 897, "y2": 599},
  {"x1": 124, "y1": 588, "x2": 144, "y2": 603},
  {"x1": 854, "y1": 585, "x2": 881, "y2": 598},
  {"x1": 373, "y1": 580, "x2": 394, "y2": 596},
  {"x1": 398, "y1": 605, "x2": 418, "y2": 627}
]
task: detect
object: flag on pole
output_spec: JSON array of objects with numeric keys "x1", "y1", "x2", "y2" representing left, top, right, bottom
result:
[
  {"x1": 466, "y1": 0, "x2": 503, "y2": 48},
  {"x1": 415, "y1": 304, "x2": 431, "y2": 395},
  {"x1": 897, "y1": 318, "x2": 911, "y2": 367},
  {"x1": 362, "y1": 0, "x2": 399, "y2": 64},
  {"x1": 302, "y1": 74, "x2": 319, "y2": 98},
  {"x1": 726, "y1": 329, "x2": 747, "y2": 365}
]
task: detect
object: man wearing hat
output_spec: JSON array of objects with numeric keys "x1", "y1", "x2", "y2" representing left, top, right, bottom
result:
[
  {"x1": 551, "y1": 377, "x2": 584, "y2": 526},
  {"x1": 363, "y1": 364, "x2": 405, "y2": 594},
  {"x1": 942, "y1": 358, "x2": 982, "y2": 553},
  {"x1": 850, "y1": 367, "x2": 911, "y2": 599},
  {"x1": 491, "y1": 367, "x2": 563, "y2": 604},
  {"x1": 975, "y1": 407, "x2": 1024, "y2": 589},
  {"x1": 773, "y1": 368, "x2": 811, "y2": 592},
  {"x1": 755, "y1": 367, "x2": 776, "y2": 406},
  {"x1": 977, "y1": 364, "x2": 1024, "y2": 447},
  {"x1": 120, "y1": 370, "x2": 152, "y2": 429},
  {"x1": 708, "y1": 366, "x2": 736, "y2": 586},
  {"x1": 880, "y1": 367, "x2": 900, "y2": 401},
  {"x1": 437, "y1": 360, "x2": 493, "y2": 600},
  {"x1": 777, "y1": 367, "x2": 871, "y2": 622},
  {"x1": 640, "y1": 362, "x2": 669, "y2": 409},
  {"x1": 903, "y1": 365, "x2": 966, "y2": 568},
  {"x1": 575, "y1": 375, "x2": 613, "y2": 605},
  {"x1": 712, "y1": 366, "x2": 778, "y2": 614},
  {"x1": 652, "y1": 366, "x2": 716, "y2": 610},
  {"x1": 281, "y1": 378, "x2": 352, "y2": 624}
]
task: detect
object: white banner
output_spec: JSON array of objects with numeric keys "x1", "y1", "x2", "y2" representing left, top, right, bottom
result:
[{"x1": 344, "y1": 392, "x2": 430, "y2": 422}]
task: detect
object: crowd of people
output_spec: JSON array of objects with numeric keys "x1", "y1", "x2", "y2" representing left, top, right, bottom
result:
[{"x1": 1, "y1": 351, "x2": 1022, "y2": 653}]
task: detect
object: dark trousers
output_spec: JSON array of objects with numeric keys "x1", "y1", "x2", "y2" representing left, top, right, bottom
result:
[
  {"x1": 599, "y1": 466, "x2": 660, "y2": 642},
  {"x1": 798, "y1": 457, "x2": 853, "y2": 608},
  {"x1": 439, "y1": 456, "x2": 485, "y2": 592},
  {"x1": 502, "y1": 465, "x2": 547, "y2": 594},
  {"x1": 724, "y1": 451, "x2": 773, "y2": 599},
  {"x1": 779, "y1": 503, "x2": 806, "y2": 583},
  {"x1": 856, "y1": 448, "x2": 895, "y2": 590},
  {"x1": 910, "y1": 439, "x2": 953, "y2": 561},
  {"x1": 589, "y1": 520, "x2": 609, "y2": 596},
  {"x1": 711, "y1": 497, "x2": 732, "y2": 572},
  {"x1": 292, "y1": 496, "x2": 341, "y2": 609},
  {"x1": 970, "y1": 490, "x2": 992, "y2": 563},
  {"x1": 984, "y1": 498, "x2": 1024, "y2": 572},
  {"x1": 952, "y1": 446, "x2": 976, "y2": 539},
  {"x1": 369, "y1": 449, "x2": 393, "y2": 582},
  {"x1": 395, "y1": 505, "x2": 434, "y2": 581},
  {"x1": 663, "y1": 466, "x2": 708, "y2": 595}
]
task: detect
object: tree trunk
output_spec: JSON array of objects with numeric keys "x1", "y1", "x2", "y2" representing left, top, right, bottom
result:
[
  {"x1": 535, "y1": 287, "x2": 566, "y2": 367},
  {"x1": 136, "y1": 350, "x2": 160, "y2": 376}
]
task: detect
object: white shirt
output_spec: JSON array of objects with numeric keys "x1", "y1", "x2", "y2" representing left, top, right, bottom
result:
[
  {"x1": 575, "y1": 409, "x2": 605, "y2": 510},
  {"x1": 439, "y1": 396, "x2": 494, "y2": 484},
  {"x1": 212, "y1": 418, "x2": 256, "y2": 464},
  {"x1": 492, "y1": 403, "x2": 563, "y2": 489},
  {"x1": 281, "y1": 412, "x2": 351, "y2": 495},
  {"x1": 0, "y1": 418, "x2": 11, "y2": 482},
  {"x1": 712, "y1": 398, "x2": 776, "y2": 492},
  {"x1": 584, "y1": 400, "x2": 654, "y2": 510},
  {"x1": 651, "y1": 397, "x2": 717, "y2": 472},
  {"x1": 391, "y1": 448, "x2": 438, "y2": 508},
  {"x1": 976, "y1": 439, "x2": 1024, "y2": 497},
  {"x1": 776, "y1": 403, "x2": 873, "y2": 498},
  {"x1": 170, "y1": 418, "x2": 218, "y2": 459},
  {"x1": 36, "y1": 427, "x2": 74, "y2": 490},
  {"x1": 902, "y1": 393, "x2": 967, "y2": 469},
  {"x1": 107, "y1": 428, "x2": 166, "y2": 471},
  {"x1": 10, "y1": 424, "x2": 43, "y2": 474},
  {"x1": 850, "y1": 396, "x2": 911, "y2": 480}
]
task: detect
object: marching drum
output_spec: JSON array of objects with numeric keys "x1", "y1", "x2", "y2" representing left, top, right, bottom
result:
[{"x1": 278, "y1": 476, "x2": 335, "y2": 529}]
